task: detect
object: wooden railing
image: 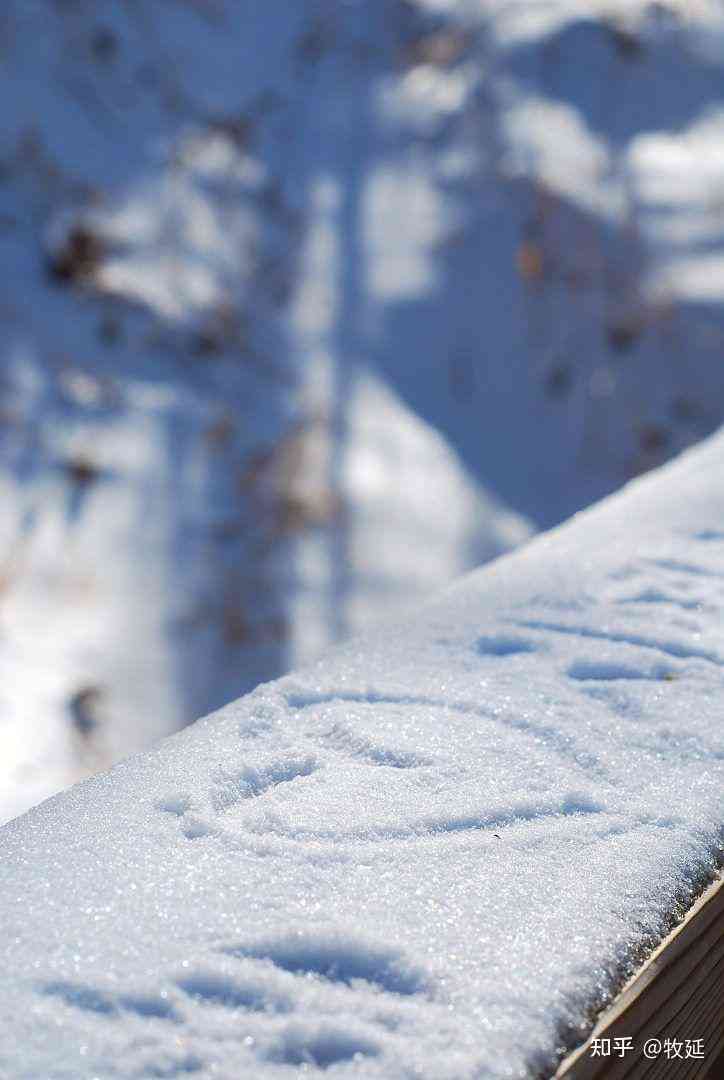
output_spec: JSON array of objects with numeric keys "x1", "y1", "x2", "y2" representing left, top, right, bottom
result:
[{"x1": 556, "y1": 874, "x2": 724, "y2": 1079}]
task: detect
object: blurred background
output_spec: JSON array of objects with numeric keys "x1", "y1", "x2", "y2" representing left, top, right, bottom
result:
[{"x1": 2, "y1": 0, "x2": 724, "y2": 823}]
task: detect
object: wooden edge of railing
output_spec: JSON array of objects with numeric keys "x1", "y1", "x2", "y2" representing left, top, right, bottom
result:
[{"x1": 554, "y1": 871, "x2": 724, "y2": 1080}]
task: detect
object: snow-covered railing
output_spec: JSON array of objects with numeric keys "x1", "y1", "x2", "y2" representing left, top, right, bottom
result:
[
  {"x1": 2, "y1": 432, "x2": 724, "y2": 1079},
  {"x1": 556, "y1": 872, "x2": 724, "y2": 1079}
]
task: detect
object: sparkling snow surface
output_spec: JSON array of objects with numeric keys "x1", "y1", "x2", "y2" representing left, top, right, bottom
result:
[{"x1": 2, "y1": 432, "x2": 724, "y2": 1079}]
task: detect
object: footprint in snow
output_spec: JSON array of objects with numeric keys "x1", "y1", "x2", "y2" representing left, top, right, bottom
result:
[
  {"x1": 567, "y1": 660, "x2": 678, "y2": 682},
  {"x1": 175, "y1": 970, "x2": 291, "y2": 1013},
  {"x1": 40, "y1": 980, "x2": 181, "y2": 1022},
  {"x1": 221, "y1": 931, "x2": 430, "y2": 998},
  {"x1": 475, "y1": 635, "x2": 537, "y2": 657},
  {"x1": 266, "y1": 1022, "x2": 380, "y2": 1069}
]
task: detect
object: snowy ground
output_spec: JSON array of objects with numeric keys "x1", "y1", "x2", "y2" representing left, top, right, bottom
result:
[
  {"x1": 4, "y1": 0, "x2": 724, "y2": 822},
  {"x1": 2, "y1": 429, "x2": 724, "y2": 1079}
]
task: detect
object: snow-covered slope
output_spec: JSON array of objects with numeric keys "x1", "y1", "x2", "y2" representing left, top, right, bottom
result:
[
  {"x1": 0, "y1": 359, "x2": 529, "y2": 826},
  {"x1": 4, "y1": 0, "x2": 724, "y2": 822},
  {"x1": 2, "y1": 430, "x2": 724, "y2": 1079},
  {"x1": 0, "y1": 0, "x2": 537, "y2": 824}
]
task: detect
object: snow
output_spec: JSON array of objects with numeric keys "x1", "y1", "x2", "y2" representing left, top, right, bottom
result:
[
  {"x1": 291, "y1": 369, "x2": 531, "y2": 666},
  {"x1": 6, "y1": 0, "x2": 724, "y2": 827},
  {"x1": 3, "y1": 429, "x2": 724, "y2": 1079}
]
